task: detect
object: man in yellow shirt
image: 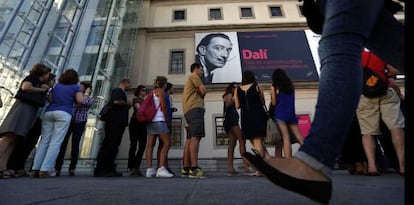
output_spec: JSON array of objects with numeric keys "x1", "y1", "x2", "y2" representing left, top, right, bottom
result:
[{"x1": 181, "y1": 63, "x2": 207, "y2": 178}]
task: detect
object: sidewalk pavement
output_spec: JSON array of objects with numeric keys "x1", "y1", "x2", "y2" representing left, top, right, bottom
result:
[{"x1": 0, "y1": 170, "x2": 404, "y2": 205}]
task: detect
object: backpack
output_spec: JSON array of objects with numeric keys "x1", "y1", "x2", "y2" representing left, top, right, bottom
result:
[{"x1": 136, "y1": 91, "x2": 159, "y2": 123}]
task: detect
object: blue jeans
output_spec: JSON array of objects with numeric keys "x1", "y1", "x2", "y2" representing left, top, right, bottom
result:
[
  {"x1": 32, "y1": 110, "x2": 72, "y2": 172},
  {"x1": 295, "y1": 0, "x2": 404, "y2": 177}
]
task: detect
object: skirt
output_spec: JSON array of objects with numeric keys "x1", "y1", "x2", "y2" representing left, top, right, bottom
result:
[{"x1": 0, "y1": 100, "x2": 39, "y2": 137}]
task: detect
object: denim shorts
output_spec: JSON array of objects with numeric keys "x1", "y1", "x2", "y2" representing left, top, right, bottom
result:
[{"x1": 146, "y1": 121, "x2": 169, "y2": 135}]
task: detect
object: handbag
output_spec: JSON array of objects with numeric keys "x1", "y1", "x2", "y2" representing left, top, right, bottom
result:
[
  {"x1": 99, "y1": 103, "x2": 113, "y2": 121},
  {"x1": 264, "y1": 104, "x2": 282, "y2": 145},
  {"x1": 15, "y1": 89, "x2": 47, "y2": 107}
]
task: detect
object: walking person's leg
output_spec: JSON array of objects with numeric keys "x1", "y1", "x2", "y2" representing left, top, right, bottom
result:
[{"x1": 243, "y1": 0, "x2": 404, "y2": 203}]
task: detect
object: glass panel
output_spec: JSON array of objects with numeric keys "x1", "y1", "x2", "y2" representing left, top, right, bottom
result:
[
  {"x1": 270, "y1": 6, "x2": 282, "y2": 17},
  {"x1": 209, "y1": 8, "x2": 222, "y2": 20},
  {"x1": 171, "y1": 117, "x2": 183, "y2": 147},
  {"x1": 170, "y1": 50, "x2": 184, "y2": 73},
  {"x1": 241, "y1": 7, "x2": 253, "y2": 17},
  {"x1": 174, "y1": 10, "x2": 185, "y2": 20},
  {"x1": 215, "y1": 116, "x2": 228, "y2": 146}
]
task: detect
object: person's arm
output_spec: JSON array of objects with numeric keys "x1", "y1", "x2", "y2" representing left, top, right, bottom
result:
[
  {"x1": 234, "y1": 87, "x2": 240, "y2": 109},
  {"x1": 270, "y1": 86, "x2": 277, "y2": 106},
  {"x1": 156, "y1": 88, "x2": 170, "y2": 123},
  {"x1": 386, "y1": 64, "x2": 400, "y2": 78},
  {"x1": 197, "y1": 84, "x2": 207, "y2": 97},
  {"x1": 112, "y1": 89, "x2": 132, "y2": 106},
  {"x1": 257, "y1": 84, "x2": 266, "y2": 105},
  {"x1": 223, "y1": 93, "x2": 234, "y2": 108},
  {"x1": 21, "y1": 81, "x2": 48, "y2": 93},
  {"x1": 388, "y1": 78, "x2": 404, "y2": 100}
]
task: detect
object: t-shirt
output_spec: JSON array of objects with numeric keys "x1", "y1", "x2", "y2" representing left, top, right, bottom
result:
[
  {"x1": 108, "y1": 88, "x2": 130, "y2": 125},
  {"x1": 22, "y1": 74, "x2": 42, "y2": 88},
  {"x1": 46, "y1": 83, "x2": 81, "y2": 114},
  {"x1": 182, "y1": 74, "x2": 205, "y2": 114}
]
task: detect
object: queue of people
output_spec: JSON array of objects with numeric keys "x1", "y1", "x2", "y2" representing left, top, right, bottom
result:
[{"x1": 0, "y1": 58, "x2": 405, "y2": 183}]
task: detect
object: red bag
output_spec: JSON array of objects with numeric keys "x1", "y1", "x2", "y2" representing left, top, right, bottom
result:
[{"x1": 136, "y1": 91, "x2": 159, "y2": 123}]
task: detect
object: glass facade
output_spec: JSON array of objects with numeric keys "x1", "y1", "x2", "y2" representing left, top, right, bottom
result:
[{"x1": 0, "y1": 0, "x2": 141, "y2": 163}]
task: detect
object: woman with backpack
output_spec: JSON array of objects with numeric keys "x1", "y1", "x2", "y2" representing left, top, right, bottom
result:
[{"x1": 145, "y1": 76, "x2": 173, "y2": 178}]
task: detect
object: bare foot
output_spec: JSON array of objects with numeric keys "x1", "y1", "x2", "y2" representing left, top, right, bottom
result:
[{"x1": 263, "y1": 157, "x2": 330, "y2": 182}]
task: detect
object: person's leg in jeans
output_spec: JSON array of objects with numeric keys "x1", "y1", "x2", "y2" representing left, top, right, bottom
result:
[
  {"x1": 69, "y1": 122, "x2": 87, "y2": 173},
  {"x1": 55, "y1": 122, "x2": 74, "y2": 174},
  {"x1": 244, "y1": 0, "x2": 404, "y2": 203},
  {"x1": 40, "y1": 111, "x2": 71, "y2": 172}
]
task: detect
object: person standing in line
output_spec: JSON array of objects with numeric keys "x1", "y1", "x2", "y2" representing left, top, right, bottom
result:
[
  {"x1": 357, "y1": 49, "x2": 405, "y2": 176},
  {"x1": 234, "y1": 71, "x2": 270, "y2": 162},
  {"x1": 270, "y1": 69, "x2": 304, "y2": 158},
  {"x1": 127, "y1": 85, "x2": 147, "y2": 176},
  {"x1": 156, "y1": 82, "x2": 176, "y2": 176},
  {"x1": 145, "y1": 76, "x2": 173, "y2": 178},
  {"x1": 242, "y1": 0, "x2": 404, "y2": 203},
  {"x1": 0, "y1": 63, "x2": 51, "y2": 179},
  {"x1": 94, "y1": 79, "x2": 132, "y2": 177},
  {"x1": 30, "y1": 69, "x2": 87, "y2": 178},
  {"x1": 222, "y1": 82, "x2": 251, "y2": 176},
  {"x1": 180, "y1": 63, "x2": 207, "y2": 178},
  {"x1": 54, "y1": 81, "x2": 94, "y2": 176},
  {"x1": 7, "y1": 73, "x2": 56, "y2": 177}
]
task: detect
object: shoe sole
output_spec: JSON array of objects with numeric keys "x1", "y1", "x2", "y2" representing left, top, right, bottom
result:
[
  {"x1": 188, "y1": 175, "x2": 207, "y2": 179},
  {"x1": 243, "y1": 152, "x2": 331, "y2": 204}
]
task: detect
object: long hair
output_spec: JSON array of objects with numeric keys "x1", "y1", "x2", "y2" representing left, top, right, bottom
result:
[
  {"x1": 241, "y1": 71, "x2": 256, "y2": 85},
  {"x1": 223, "y1": 82, "x2": 237, "y2": 98},
  {"x1": 272, "y1": 69, "x2": 294, "y2": 94}
]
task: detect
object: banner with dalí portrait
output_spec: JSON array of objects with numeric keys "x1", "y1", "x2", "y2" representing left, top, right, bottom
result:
[{"x1": 195, "y1": 30, "x2": 321, "y2": 84}]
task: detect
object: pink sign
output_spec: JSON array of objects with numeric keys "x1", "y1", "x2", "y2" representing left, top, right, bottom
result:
[{"x1": 297, "y1": 114, "x2": 312, "y2": 138}]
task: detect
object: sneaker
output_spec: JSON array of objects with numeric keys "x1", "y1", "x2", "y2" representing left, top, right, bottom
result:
[
  {"x1": 189, "y1": 167, "x2": 205, "y2": 179},
  {"x1": 180, "y1": 169, "x2": 189, "y2": 178},
  {"x1": 166, "y1": 167, "x2": 176, "y2": 176},
  {"x1": 156, "y1": 166, "x2": 174, "y2": 178},
  {"x1": 227, "y1": 170, "x2": 240, "y2": 176},
  {"x1": 146, "y1": 168, "x2": 156, "y2": 178}
]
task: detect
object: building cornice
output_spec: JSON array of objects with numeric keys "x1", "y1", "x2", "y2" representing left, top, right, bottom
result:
[{"x1": 138, "y1": 22, "x2": 309, "y2": 33}]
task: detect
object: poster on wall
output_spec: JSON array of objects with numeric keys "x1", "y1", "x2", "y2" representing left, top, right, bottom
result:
[
  {"x1": 195, "y1": 30, "x2": 321, "y2": 84},
  {"x1": 195, "y1": 32, "x2": 243, "y2": 84}
]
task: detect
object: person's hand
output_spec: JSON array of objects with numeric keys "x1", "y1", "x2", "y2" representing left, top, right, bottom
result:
[
  {"x1": 127, "y1": 98, "x2": 133, "y2": 106},
  {"x1": 84, "y1": 87, "x2": 92, "y2": 95},
  {"x1": 40, "y1": 84, "x2": 49, "y2": 92}
]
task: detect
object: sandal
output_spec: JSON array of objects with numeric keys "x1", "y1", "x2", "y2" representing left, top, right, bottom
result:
[
  {"x1": 0, "y1": 170, "x2": 14, "y2": 179},
  {"x1": 14, "y1": 169, "x2": 27, "y2": 177}
]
